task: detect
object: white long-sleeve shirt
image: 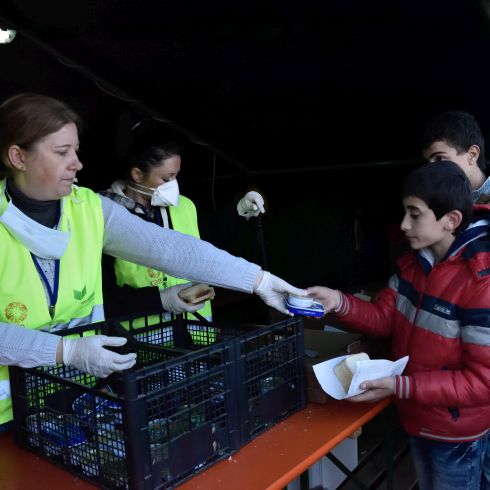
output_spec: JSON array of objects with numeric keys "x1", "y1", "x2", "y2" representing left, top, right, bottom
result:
[{"x1": 0, "y1": 195, "x2": 261, "y2": 368}]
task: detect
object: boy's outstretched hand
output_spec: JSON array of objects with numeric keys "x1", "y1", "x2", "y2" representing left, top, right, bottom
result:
[
  {"x1": 346, "y1": 377, "x2": 395, "y2": 403},
  {"x1": 306, "y1": 286, "x2": 341, "y2": 312}
]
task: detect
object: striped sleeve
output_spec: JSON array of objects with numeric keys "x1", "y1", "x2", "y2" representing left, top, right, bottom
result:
[
  {"x1": 395, "y1": 375, "x2": 412, "y2": 399},
  {"x1": 335, "y1": 291, "x2": 351, "y2": 316}
]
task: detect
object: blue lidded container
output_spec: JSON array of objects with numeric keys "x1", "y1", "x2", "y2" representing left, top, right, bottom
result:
[{"x1": 286, "y1": 295, "x2": 325, "y2": 318}]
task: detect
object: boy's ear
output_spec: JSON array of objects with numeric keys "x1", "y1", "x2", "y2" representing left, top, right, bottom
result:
[
  {"x1": 468, "y1": 144, "x2": 480, "y2": 165},
  {"x1": 444, "y1": 210, "x2": 463, "y2": 231}
]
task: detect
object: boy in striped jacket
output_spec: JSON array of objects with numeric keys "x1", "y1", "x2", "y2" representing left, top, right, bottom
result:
[{"x1": 308, "y1": 161, "x2": 490, "y2": 490}]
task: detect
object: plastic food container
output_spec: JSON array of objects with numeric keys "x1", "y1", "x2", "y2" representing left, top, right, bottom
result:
[{"x1": 286, "y1": 295, "x2": 325, "y2": 318}]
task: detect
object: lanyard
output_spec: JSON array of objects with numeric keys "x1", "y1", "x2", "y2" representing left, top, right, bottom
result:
[
  {"x1": 30, "y1": 201, "x2": 62, "y2": 320},
  {"x1": 31, "y1": 254, "x2": 60, "y2": 319}
]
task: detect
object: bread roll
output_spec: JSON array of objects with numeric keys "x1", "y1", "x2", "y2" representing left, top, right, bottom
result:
[
  {"x1": 333, "y1": 353, "x2": 370, "y2": 392},
  {"x1": 178, "y1": 283, "x2": 215, "y2": 304}
]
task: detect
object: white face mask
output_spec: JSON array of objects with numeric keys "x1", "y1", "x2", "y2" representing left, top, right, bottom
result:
[
  {"x1": 0, "y1": 200, "x2": 70, "y2": 259},
  {"x1": 151, "y1": 179, "x2": 180, "y2": 207},
  {"x1": 127, "y1": 179, "x2": 180, "y2": 207}
]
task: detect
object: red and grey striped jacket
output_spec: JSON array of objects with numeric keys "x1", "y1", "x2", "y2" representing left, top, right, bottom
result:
[{"x1": 338, "y1": 204, "x2": 490, "y2": 442}]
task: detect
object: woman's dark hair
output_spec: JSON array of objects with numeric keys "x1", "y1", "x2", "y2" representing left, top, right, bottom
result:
[
  {"x1": 402, "y1": 160, "x2": 473, "y2": 234},
  {"x1": 0, "y1": 93, "x2": 81, "y2": 177},
  {"x1": 125, "y1": 140, "x2": 184, "y2": 179}
]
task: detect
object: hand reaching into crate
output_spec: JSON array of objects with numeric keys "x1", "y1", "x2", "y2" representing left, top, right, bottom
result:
[{"x1": 61, "y1": 335, "x2": 137, "y2": 378}]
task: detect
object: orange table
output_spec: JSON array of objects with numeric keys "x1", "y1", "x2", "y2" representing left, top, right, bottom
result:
[
  {"x1": 0, "y1": 398, "x2": 390, "y2": 490},
  {"x1": 0, "y1": 431, "x2": 93, "y2": 489},
  {"x1": 179, "y1": 398, "x2": 391, "y2": 490}
]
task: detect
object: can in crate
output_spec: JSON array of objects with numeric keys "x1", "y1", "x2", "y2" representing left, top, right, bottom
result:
[
  {"x1": 99, "y1": 456, "x2": 129, "y2": 489},
  {"x1": 149, "y1": 443, "x2": 172, "y2": 483},
  {"x1": 69, "y1": 441, "x2": 99, "y2": 476},
  {"x1": 93, "y1": 413, "x2": 120, "y2": 433},
  {"x1": 72, "y1": 386, "x2": 122, "y2": 422},
  {"x1": 150, "y1": 441, "x2": 169, "y2": 464},
  {"x1": 29, "y1": 412, "x2": 86, "y2": 456},
  {"x1": 48, "y1": 415, "x2": 86, "y2": 456},
  {"x1": 259, "y1": 376, "x2": 284, "y2": 394},
  {"x1": 190, "y1": 404, "x2": 205, "y2": 428},
  {"x1": 26, "y1": 413, "x2": 43, "y2": 447},
  {"x1": 97, "y1": 428, "x2": 126, "y2": 458},
  {"x1": 148, "y1": 417, "x2": 168, "y2": 444},
  {"x1": 168, "y1": 404, "x2": 205, "y2": 439}
]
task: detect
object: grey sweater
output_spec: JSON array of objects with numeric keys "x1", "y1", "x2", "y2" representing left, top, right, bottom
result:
[{"x1": 0, "y1": 195, "x2": 261, "y2": 368}]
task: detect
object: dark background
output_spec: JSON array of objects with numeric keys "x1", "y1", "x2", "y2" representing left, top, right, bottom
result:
[{"x1": 1, "y1": 0, "x2": 490, "y2": 298}]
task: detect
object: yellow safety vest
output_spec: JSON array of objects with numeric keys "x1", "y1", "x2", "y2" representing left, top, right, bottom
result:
[
  {"x1": 114, "y1": 195, "x2": 213, "y2": 323},
  {"x1": 0, "y1": 182, "x2": 105, "y2": 424}
]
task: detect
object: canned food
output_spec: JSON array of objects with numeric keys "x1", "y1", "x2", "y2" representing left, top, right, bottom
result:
[
  {"x1": 41, "y1": 413, "x2": 86, "y2": 456},
  {"x1": 25, "y1": 413, "x2": 42, "y2": 447},
  {"x1": 69, "y1": 441, "x2": 98, "y2": 475},
  {"x1": 99, "y1": 457, "x2": 128, "y2": 488},
  {"x1": 150, "y1": 442, "x2": 169, "y2": 464},
  {"x1": 148, "y1": 418, "x2": 168, "y2": 444},
  {"x1": 72, "y1": 386, "x2": 122, "y2": 422},
  {"x1": 259, "y1": 376, "x2": 284, "y2": 394},
  {"x1": 97, "y1": 428, "x2": 126, "y2": 458},
  {"x1": 26, "y1": 412, "x2": 86, "y2": 456}
]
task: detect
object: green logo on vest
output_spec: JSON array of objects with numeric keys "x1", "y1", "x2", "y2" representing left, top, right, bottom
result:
[{"x1": 74, "y1": 286, "x2": 87, "y2": 301}]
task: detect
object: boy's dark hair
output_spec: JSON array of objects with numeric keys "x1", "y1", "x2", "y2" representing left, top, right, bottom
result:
[
  {"x1": 421, "y1": 110, "x2": 487, "y2": 175},
  {"x1": 402, "y1": 161, "x2": 473, "y2": 234}
]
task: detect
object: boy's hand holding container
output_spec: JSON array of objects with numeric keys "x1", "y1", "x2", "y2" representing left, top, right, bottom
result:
[{"x1": 306, "y1": 286, "x2": 343, "y2": 313}]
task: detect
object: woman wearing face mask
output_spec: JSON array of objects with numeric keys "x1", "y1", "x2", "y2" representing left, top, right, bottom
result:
[
  {"x1": 100, "y1": 140, "x2": 213, "y2": 322},
  {"x1": 0, "y1": 93, "x2": 305, "y2": 430}
]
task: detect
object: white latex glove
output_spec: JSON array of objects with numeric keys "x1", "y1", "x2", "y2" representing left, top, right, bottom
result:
[
  {"x1": 254, "y1": 271, "x2": 307, "y2": 315},
  {"x1": 237, "y1": 191, "x2": 265, "y2": 219},
  {"x1": 62, "y1": 335, "x2": 137, "y2": 378},
  {"x1": 160, "y1": 283, "x2": 205, "y2": 314}
]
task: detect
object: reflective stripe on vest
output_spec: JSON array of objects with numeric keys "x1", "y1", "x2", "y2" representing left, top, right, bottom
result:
[
  {"x1": 43, "y1": 304, "x2": 105, "y2": 332},
  {"x1": 114, "y1": 195, "x2": 213, "y2": 321},
  {"x1": 0, "y1": 182, "x2": 105, "y2": 424},
  {"x1": 0, "y1": 380, "x2": 10, "y2": 401}
]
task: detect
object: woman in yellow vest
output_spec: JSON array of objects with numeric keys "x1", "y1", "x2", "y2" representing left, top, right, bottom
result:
[
  {"x1": 0, "y1": 93, "x2": 305, "y2": 429},
  {"x1": 101, "y1": 140, "x2": 212, "y2": 322}
]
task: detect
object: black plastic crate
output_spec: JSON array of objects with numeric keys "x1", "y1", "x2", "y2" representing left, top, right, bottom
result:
[
  {"x1": 10, "y1": 322, "x2": 239, "y2": 490},
  {"x1": 113, "y1": 313, "x2": 306, "y2": 446},
  {"x1": 233, "y1": 317, "x2": 306, "y2": 443}
]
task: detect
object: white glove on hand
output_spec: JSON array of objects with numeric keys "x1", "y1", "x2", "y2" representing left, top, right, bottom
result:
[
  {"x1": 160, "y1": 283, "x2": 205, "y2": 314},
  {"x1": 254, "y1": 271, "x2": 307, "y2": 315},
  {"x1": 62, "y1": 335, "x2": 137, "y2": 378},
  {"x1": 237, "y1": 191, "x2": 265, "y2": 219}
]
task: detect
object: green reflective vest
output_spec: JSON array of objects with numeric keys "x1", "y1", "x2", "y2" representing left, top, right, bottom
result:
[
  {"x1": 114, "y1": 195, "x2": 212, "y2": 321},
  {"x1": 0, "y1": 182, "x2": 105, "y2": 424}
]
